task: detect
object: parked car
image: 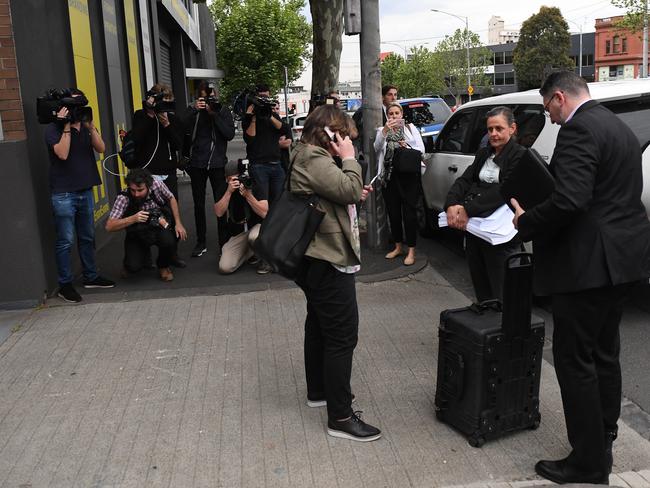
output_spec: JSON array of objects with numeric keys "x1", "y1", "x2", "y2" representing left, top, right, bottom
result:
[
  {"x1": 285, "y1": 112, "x2": 309, "y2": 140},
  {"x1": 399, "y1": 97, "x2": 452, "y2": 152},
  {"x1": 420, "y1": 79, "x2": 650, "y2": 234}
]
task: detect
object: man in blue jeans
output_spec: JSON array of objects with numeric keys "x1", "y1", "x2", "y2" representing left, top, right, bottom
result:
[
  {"x1": 45, "y1": 88, "x2": 114, "y2": 302},
  {"x1": 242, "y1": 84, "x2": 285, "y2": 274}
]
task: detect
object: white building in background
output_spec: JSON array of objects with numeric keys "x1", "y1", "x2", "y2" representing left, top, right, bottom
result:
[
  {"x1": 488, "y1": 16, "x2": 520, "y2": 44},
  {"x1": 276, "y1": 85, "x2": 311, "y2": 117}
]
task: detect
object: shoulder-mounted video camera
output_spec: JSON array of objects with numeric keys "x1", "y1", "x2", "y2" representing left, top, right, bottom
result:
[
  {"x1": 308, "y1": 93, "x2": 339, "y2": 114},
  {"x1": 232, "y1": 89, "x2": 278, "y2": 120},
  {"x1": 143, "y1": 89, "x2": 176, "y2": 114},
  {"x1": 36, "y1": 88, "x2": 93, "y2": 124}
]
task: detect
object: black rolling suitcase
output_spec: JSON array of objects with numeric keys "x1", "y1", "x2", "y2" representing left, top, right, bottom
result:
[{"x1": 435, "y1": 253, "x2": 545, "y2": 447}]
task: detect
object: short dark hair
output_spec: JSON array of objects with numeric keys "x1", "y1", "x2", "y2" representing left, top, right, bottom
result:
[
  {"x1": 125, "y1": 168, "x2": 153, "y2": 188},
  {"x1": 486, "y1": 106, "x2": 515, "y2": 126},
  {"x1": 539, "y1": 71, "x2": 589, "y2": 99},
  {"x1": 382, "y1": 85, "x2": 398, "y2": 97},
  {"x1": 256, "y1": 83, "x2": 270, "y2": 94}
]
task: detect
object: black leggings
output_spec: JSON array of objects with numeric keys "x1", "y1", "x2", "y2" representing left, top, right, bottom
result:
[
  {"x1": 383, "y1": 173, "x2": 419, "y2": 247},
  {"x1": 187, "y1": 166, "x2": 229, "y2": 247}
]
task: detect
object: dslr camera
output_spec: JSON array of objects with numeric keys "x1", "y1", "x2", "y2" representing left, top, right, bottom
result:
[
  {"x1": 198, "y1": 95, "x2": 221, "y2": 112},
  {"x1": 36, "y1": 88, "x2": 93, "y2": 124},
  {"x1": 144, "y1": 90, "x2": 176, "y2": 114},
  {"x1": 237, "y1": 159, "x2": 254, "y2": 189},
  {"x1": 147, "y1": 208, "x2": 169, "y2": 228}
]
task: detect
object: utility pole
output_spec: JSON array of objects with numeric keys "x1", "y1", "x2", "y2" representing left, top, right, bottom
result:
[{"x1": 359, "y1": 0, "x2": 386, "y2": 249}]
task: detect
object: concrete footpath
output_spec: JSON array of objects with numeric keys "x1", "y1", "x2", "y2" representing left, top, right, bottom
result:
[{"x1": 0, "y1": 266, "x2": 649, "y2": 487}]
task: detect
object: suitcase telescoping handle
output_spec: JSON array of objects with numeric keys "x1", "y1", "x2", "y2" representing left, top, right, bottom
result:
[{"x1": 501, "y1": 252, "x2": 533, "y2": 338}]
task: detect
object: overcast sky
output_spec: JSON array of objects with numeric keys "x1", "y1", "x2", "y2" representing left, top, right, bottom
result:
[{"x1": 295, "y1": 0, "x2": 627, "y2": 88}]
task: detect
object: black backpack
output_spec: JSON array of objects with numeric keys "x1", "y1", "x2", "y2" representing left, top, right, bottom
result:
[{"x1": 119, "y1": 129, "x2": 138, "y2": 169}]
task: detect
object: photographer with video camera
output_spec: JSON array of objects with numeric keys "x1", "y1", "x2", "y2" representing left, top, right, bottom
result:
[
  {"x1": 41, "y1": 87, "x2": 115, "y2": 303},
  {"x1": 129, "y1": 83, "x2": 184, "y2": 198},
  {"x1": 182, "y1": 81, "x2": 235, "y2": 258},
  {"x1": 242, "y1": 84, "x2": 285, "y2": 200},
  {"x1": 105, "y1": 168, "x2": 187, "y2": 282},
  {"x1": 213, "y1": 159, "x2": 268, "y2": 274}
]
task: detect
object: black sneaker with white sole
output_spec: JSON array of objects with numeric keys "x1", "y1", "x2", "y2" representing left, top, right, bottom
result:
[
  {"x1": 58, "y1": 283, "x2": 82, "y2": 303},
  {"x1": 83, "y1": 276, "x2": 115, "y2": 289},
  {"x1": 327, "y1": 411, "x2": 381, "y2": 442},
  {"x1": 191, "y1": 242, "x2": 207, "y2": 257},
  {"x1": 307, "y1": 393, "x2": 356, "y2": 408}
]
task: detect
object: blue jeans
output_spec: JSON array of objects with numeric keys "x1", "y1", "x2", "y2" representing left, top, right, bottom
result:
[
  {"x1": 250, "y1": 162, "x2": 285, "y2": 203},
  {"x1": 51, "y1": 189, "x2": 98, "y2": 285}
]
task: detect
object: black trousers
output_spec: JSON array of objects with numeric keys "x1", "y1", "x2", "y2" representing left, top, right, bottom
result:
[
  {"x1": 295, "y1": 257, "x2": 358, "y2": 420},
  {"x1": 551, "y1": 284, "x2": 628, "y2": 472},
  {"x1": 186, "y1": 166, "x2": 228, "y2": 247},
  {"x1": 465, "y1": 233, "x2": 523, "y2": 303},
  {"x1": 383, "y1": 173, "x2": 419, "y2": 247},
  {"x1": 124, "y1": 227, "x2": 177, "y2": 271}
]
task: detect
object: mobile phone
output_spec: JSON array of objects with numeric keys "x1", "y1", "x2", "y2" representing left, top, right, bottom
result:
[
  {"x1": 324, "y1": 126, "x2": 336, "y2": 142},
  {"x1": 369, "y1": 173, "x2": 381, "y2": 186}
]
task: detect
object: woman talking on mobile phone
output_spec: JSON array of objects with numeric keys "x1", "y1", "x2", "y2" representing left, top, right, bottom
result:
[
  {"x1": 374, "y1": 102, "x2": 425, "y2": 266},
  {"x1": 289, "y1": 104, "x2": 381, "y2": 442}
]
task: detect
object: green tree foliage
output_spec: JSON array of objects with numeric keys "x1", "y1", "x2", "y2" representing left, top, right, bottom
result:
[
  {"x1": 513, "y1": 6, "x2": 574, "y2": 91},
  {"x1": 380, "y1": 48, "x2": 445, "y2": 98},
  {"x1": 211, "y1": 0, "x2": 311, "y2": 103},
  {"x1": 435, "y1": 29, "x2": 493, "y2": 104},
  {"x1": 611, "y1": 0, "x2": 648, "y2": 34}
]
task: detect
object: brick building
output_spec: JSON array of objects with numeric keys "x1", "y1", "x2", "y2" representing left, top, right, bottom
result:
[{"x1": 595, "y1": 15, "x2": 650, "y2": 81}]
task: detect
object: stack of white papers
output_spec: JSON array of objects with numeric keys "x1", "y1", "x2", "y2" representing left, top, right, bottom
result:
[{"x1": 438, "y1": 204, "x2": 518, "y2": 245}]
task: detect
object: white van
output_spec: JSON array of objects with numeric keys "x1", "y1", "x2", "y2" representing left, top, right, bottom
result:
[{"x1": 421, "y1": 79, "x2": 650, "y2": 227}]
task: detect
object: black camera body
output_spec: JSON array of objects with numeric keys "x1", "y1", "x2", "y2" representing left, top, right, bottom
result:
[
  {"x1": 144, "y1": 90, "x2": 176, "y2": 114},
  {"x1": 199, "y1": 96, "x2": 221, "y2": 112},
  {"x1": 249, "y1": 94, "x2": 277, "y2": 118},
  {"x1": 237, "y1": 159, "x2": 253, "y2": 189},
  {"x1": 147, "y1": 208, "x2": 165, "y2": 227},
  {"x1": 36, "y1": 88, "x2": 92, "y2": 124}
]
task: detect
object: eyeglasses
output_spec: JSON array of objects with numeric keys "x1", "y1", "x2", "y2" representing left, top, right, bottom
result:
[{"x1": 543, "y1": 94, "x2": 556, "y2": 114}]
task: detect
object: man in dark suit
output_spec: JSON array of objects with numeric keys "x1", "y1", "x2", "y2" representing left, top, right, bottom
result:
[{"x1": 512, "y1": 71, "x2": 650, "y2": 485}]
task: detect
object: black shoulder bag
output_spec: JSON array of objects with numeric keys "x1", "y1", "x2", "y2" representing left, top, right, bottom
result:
[
  {"x1": 253, "y1": 150, "x2": 325, "y2": 280},
  {"x1": 391, "y1": 128, "x2": 422, "y2": 174}
]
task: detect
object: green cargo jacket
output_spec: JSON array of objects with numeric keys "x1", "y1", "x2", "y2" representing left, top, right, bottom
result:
[{"x1": 288, "y1": 142, "x2": 363, "y2": 267}]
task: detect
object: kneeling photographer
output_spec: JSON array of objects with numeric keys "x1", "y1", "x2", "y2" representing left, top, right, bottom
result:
[
  {"x1": 182, "y1": 81, "x2": 235, "y2": 258},
  {"x1": 105, "y1": 169, "x2": 187, "y2": 282},
  {"x1": 213, "y1": 160, "x2": 268, "y2": 274}
]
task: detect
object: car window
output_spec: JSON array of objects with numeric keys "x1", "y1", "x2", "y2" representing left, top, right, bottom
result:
[
  {"x1": 428, "y1": 100, "x2": 452, "y2": 124},
  {"x1": 401, "y1": 99, "x2": 450, "y2": 127},
  {"x1": 603, "y1": 97, "x2": 650, "y2": 150},
  {"x1": 296, "y1": 116, "x2": 308, "y2": 127},
  {"x1": 436, "y1": 110, "x2": 476, "y2": 153},
  {"x1": 470, "y1": 104, "x2": 547, "y2": 153}
]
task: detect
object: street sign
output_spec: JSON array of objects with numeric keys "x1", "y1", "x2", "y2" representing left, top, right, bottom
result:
[{"x1": 468, "y1": 85, "x2": 474, "y2": 96}]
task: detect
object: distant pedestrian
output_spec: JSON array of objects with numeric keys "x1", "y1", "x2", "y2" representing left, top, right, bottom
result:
[{"x1": 512, "y1": 71, "x2": 650, "y2": 485}]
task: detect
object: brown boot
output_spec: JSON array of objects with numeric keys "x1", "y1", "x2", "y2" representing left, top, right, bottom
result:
[{"x1": 159, "y1": 267, "x2": 174, "y2": 282}]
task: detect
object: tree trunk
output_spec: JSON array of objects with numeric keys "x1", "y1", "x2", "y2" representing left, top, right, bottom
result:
[{"x1": 310, "y1": 0, "x2": 344, "y2": 95}]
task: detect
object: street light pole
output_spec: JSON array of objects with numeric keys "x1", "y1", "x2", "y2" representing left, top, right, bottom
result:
[
  {"x1": 431, "y1": 9, "x2": 471, "y2": 101},
  {"x1": 567, "y1": 19, "x2": 583, "y2": 78},
  {"x1": 381, "y1": 41, "x2": 408, "y2": 60},
  {"x1": 643, "y1": 0, "x2": 648, "y2": 78}
]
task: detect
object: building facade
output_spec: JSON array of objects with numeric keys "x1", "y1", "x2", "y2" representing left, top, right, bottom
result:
[
  {"x1": 595, "y1": 16, "x2": 650, "y2": 81},
  {"x1": 0, "y1": 0, "x2": 219, "y2": 308},
  {"x1": 488, "y1": 16, "x2": 520, "y2": 45}
]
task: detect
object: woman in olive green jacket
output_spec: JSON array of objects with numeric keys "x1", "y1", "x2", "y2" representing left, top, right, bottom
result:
[{"x1": 290, "y1": 105, "x2": 381, "y2": 442}]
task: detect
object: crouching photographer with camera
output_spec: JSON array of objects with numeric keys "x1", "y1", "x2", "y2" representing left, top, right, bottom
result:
[
  {"x1": 41, "y1": 88, "x2": 115, "y2": 303},
  {"x1": 182, "y1": 81, "x2": 235, "y2": 258},
  {"x1": 129, "y1": 83, "x2": 184, "y2": 198},
  {"x1": 105, "y1": 169, "x2": 187, "y2": 282},
  {"x1": 213, "y1": 160, "x2": 268, "y2": 274}
]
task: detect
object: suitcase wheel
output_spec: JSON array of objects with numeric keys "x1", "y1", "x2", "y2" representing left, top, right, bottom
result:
[{"x1": 468, "y1": 434, "x2": 485, "y2": 448}]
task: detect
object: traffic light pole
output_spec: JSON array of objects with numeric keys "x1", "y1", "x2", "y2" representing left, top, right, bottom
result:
[{"x1": 359, "y1": 0, "x2": 387, "y2": 250}]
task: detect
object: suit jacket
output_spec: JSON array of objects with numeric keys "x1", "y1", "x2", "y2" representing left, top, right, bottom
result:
[
  {"x1": 289, "y1": 142, "x2": 363, "y2": 267},
  {"x1": 445, "y1": 138, "x2": 526, "y2": 217},
  {"x1": 518, "y1": 100, "x2": 650, "y2": 295}
]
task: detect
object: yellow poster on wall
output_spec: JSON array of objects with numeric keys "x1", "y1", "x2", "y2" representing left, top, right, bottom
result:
[
  {"x1": 124, "y1": 0, "x2": 144, "y2": 113},
  {"x1": 67, "y1": 0, "x2": 110, "y2": 221}
]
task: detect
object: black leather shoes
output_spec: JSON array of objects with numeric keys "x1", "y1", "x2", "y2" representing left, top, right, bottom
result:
[{"x1": 535, "y1": 458, "x2": 609, "y2": 485}]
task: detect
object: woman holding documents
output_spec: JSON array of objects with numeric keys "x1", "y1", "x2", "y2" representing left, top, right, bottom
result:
[
  {"x1": 374, "y1": 102, "x2": 425, "y2": 266},
  {"x1": 444, "y1": 106, "x2": 525, "y2": 303}
]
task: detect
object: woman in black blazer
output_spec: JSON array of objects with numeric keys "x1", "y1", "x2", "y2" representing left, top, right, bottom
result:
[{"x1": 444, "y1": 106, "x2": 525, "y2": 302}]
